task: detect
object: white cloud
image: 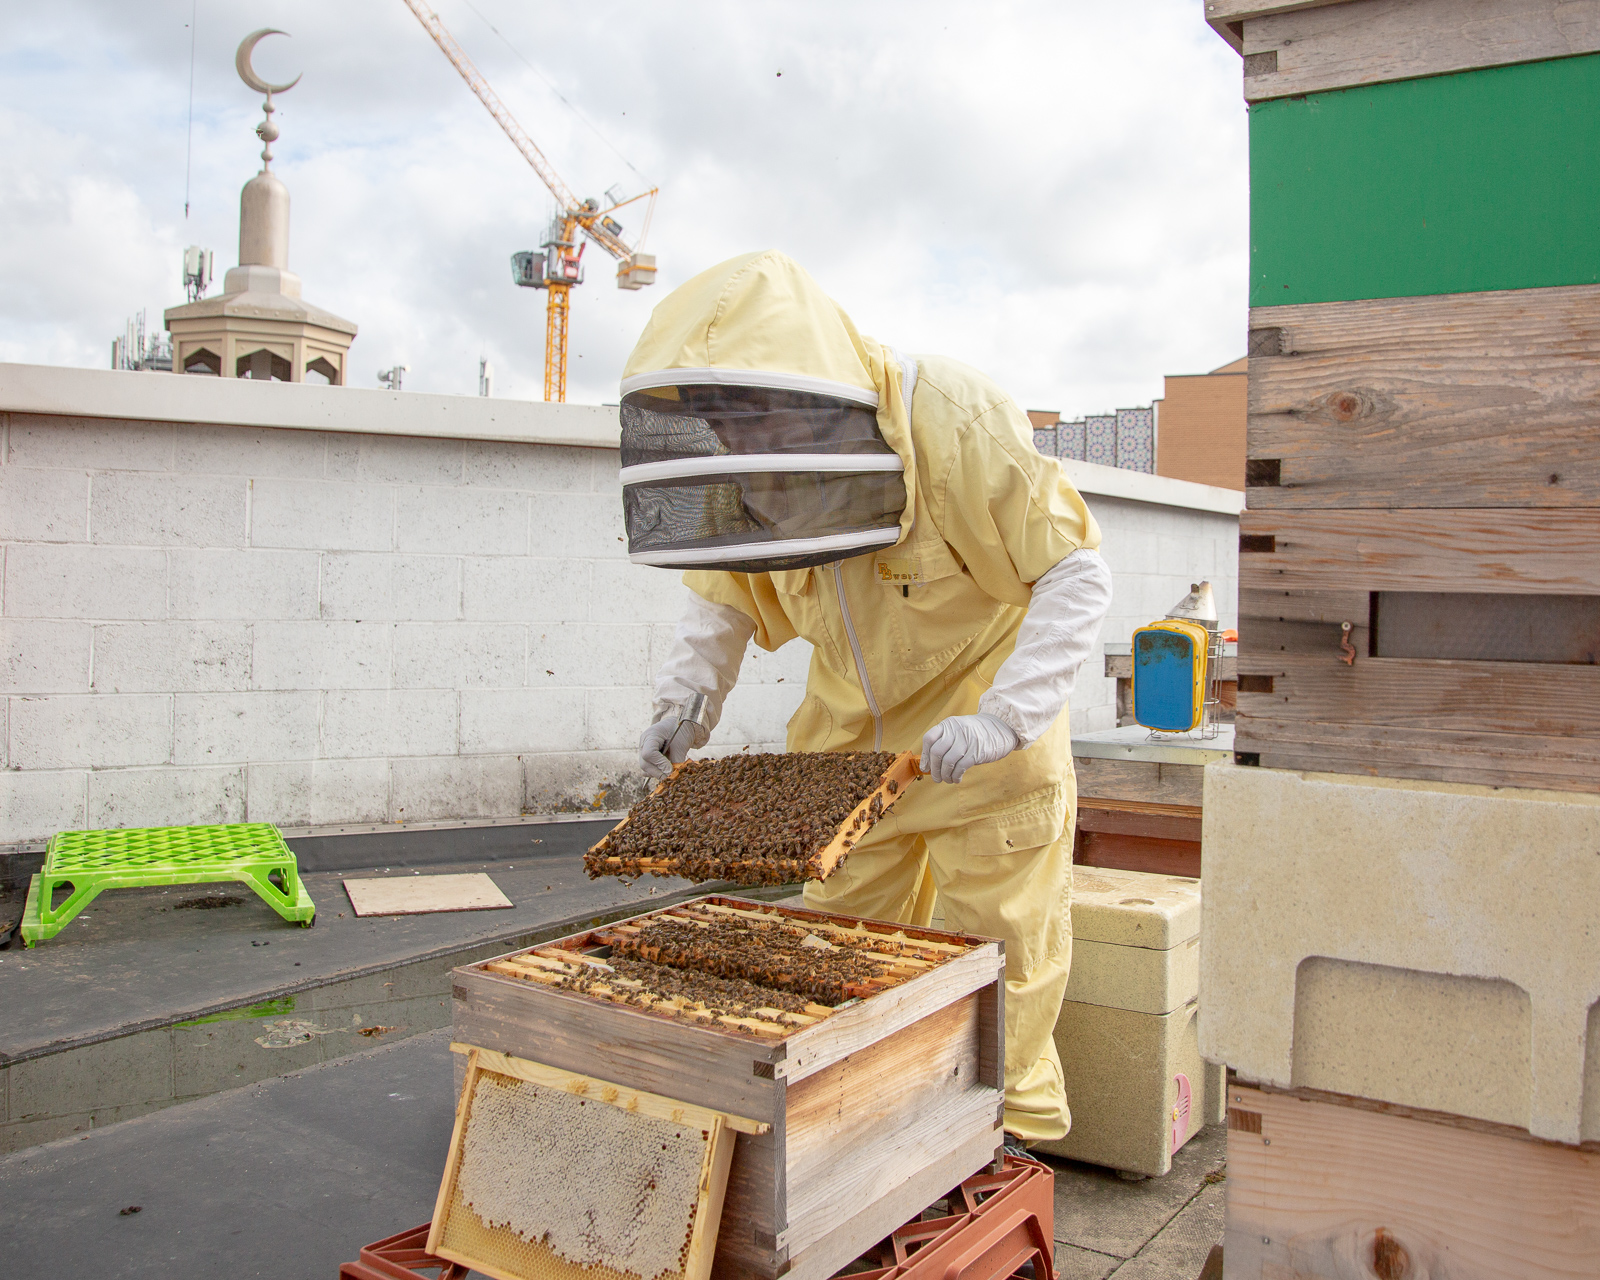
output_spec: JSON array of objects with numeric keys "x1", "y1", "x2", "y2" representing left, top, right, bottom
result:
[{"x1": 0, "y1": 0, "x2": 1247, "y2": 413}]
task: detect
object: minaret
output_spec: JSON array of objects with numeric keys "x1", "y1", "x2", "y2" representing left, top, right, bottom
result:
[{"x1": 165, "y1": 30, "x2": 357, "y2": 384}]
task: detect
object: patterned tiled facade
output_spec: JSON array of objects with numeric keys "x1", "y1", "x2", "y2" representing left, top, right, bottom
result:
[{"x1": 1031, "y1": 404, "x2": 1157, "y2": 474}]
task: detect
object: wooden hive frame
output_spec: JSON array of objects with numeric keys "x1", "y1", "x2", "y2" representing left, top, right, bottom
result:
[
  {"x1": 450, "y1": 895, "x2": 1006, "y2": 1280},
  {"x1": 430, "y1": 1046, "x2": 760, "y2": 1280},
  {"x1": 587, "y1": 751, "x2": 923, "y2": 882}
]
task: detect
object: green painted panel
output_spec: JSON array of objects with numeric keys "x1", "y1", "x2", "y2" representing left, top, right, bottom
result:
[{"x1": 1251, "y1": 54, "x2": 1600, "y2": 307}]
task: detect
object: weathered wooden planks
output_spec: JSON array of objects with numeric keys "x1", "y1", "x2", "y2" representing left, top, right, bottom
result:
[
  {"x1": 1240, "y1": 509, "x2": 1600, "y2": 594},
  {"x1": 1235, "y1": 715, "x2": 1600, "y2": 788},
  {"x1": 1073, "y1": 756, "x2": 1206, "y2": 808},
  {"x1": 1239, "y1": 0, "x2": 1600, "y2": 101},
  {"x1": 1224, "y1": 1082, "x2": 1600, "y2": 1279},
  {"x1": 1244, "y1": 286, "x2": 1600, "y2": 509}
]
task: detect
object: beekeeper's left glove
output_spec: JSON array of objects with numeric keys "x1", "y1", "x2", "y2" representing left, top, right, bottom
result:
[{"x1": 920, "y1": 713, "x2": 1021, "y2": 785}]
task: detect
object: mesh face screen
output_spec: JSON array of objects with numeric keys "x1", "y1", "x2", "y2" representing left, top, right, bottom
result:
[
  {"x1": 437, "y1": 1068, "x2": 712, "y2": 1280},
  {"x1": 618, "y1": 385, "x2": 906, "y2": 570},
  {"x1": 620, "y1": 387, "x2": 891, "y2": 465}
]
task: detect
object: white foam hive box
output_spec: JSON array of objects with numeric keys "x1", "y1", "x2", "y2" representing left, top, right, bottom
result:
[
  {"x1": 1200, "y1": 763, "x2": 1600, "y2": 1145},
  {"x1": 1033, "y1": 865, "x2": 1225, "y2": 1177}
]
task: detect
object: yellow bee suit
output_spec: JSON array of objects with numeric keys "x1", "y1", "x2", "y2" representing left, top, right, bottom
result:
[{"x1": 622, "y1": 251, "x2": 1101, "y2": 1141}]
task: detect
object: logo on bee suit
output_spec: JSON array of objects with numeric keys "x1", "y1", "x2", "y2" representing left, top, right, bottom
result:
[{"x1": 876, "y1": 558, "x2": 925, "y2": 585}]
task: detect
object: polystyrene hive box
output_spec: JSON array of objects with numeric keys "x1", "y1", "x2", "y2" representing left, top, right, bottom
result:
[
  {"x1": 1200, "y1": 763, "x2": 1600, "y2": 1145},
  {"x1": 1033, "y1": 866, "x2": 1225, "y2": 1177}
]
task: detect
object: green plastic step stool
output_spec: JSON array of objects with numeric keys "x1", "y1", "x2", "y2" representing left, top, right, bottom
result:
[{"x1": 21, "y1": 823, "x2": 316, "y2": 947}]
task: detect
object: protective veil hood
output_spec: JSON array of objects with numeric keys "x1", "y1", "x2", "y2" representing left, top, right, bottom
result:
[{"x1": 618, "y1": 251, "x2": 916, "y2": 572}]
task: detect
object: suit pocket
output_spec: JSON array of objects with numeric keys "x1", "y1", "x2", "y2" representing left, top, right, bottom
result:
[{"x1": 960, "y1": 786, "x2": 1068, "y2": 856}]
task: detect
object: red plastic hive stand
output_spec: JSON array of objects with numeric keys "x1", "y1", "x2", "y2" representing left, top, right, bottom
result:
[
  {"x1": 338, "y1": 1223, "x2": 467, "y2": 1280},
  {"x1": 848, "y1": 1156, "x2": 1056, "y2": 1280},
  {"x1": 340, "y1": 1158, "x2": 1052, "y2": 1280}
]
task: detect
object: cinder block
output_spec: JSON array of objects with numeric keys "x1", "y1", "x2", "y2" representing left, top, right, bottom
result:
[
  {"x1": 250, "y1": 621, "x2": 391, "y2": 690},
  {"x1": 460, "y1": 687, "x2": 585, "y2": 754},
  {"x1": 528, "y1": 623, "x2": 650, "y2": 687},
  {"x1": 327, "y1": 432, "x2": 464, "y2": 485},
  {"x1": 5, "y1": 414, "x2": 174, "y2": 472},
  {"x1": 460, "y1": 558, "x2": 589, "y2": 622},
  {"x1": 92, "y1": 622, "x2": 253, "y2": 693},
  {"x1": 0, "y1": 467, "x2": 88, "y2": 541},
  {"x1": 0, "y1": 620, "x2": 92, "y2": 693},
  {"x1": 591, "y1": 449, "x2": 622, "y2": 494},
  {"x1": 87, "y1": 764, "x2": 246, "y2": 829},
  {"x1": 584, "y1": 685, "x2": 654, "y2": 751},
  {"x1": 529, "y1": 492, "x2": 627, "y2": 558},
  {"x1": 167, "y1": 549, "x2": 320, "y2": 620},
  {"x1": 714, "y1": 682, "x2": 804, "y2": 747},
  {"x1": 392, "y1": 623, "x2": 523, "y2": 689},
  {"x1": 9, "y1": 1029, "x2": 174, "y2": 1118},
  {"x1": 90, "y1": 472, "x2": 247, "y2": 547},
  {"x1": 1200, "y1": 763, "x2": 1600, "y2": 1144},
  {"x1": 319, "y1": 553, "x2": 460, "y2": 622},
  {"x1": 390, "y1": 754, "x2": 523, "y2": 822},
  {"x1": 172, "y1": 691, "x2": 320, "y2": 765},
  {"x1": 589, "y1": 559, "x2": 692, "y2": 623},
  {"x1": 246, "y1": 757, "x2": 389, "y2": 826},
  {"x1": 4, "y1": 544, "x2": 167, "y2": 620},
  {"x1": 524, "y1": 749, "x2": 651, "y2": 814},
  {"x1": 393, "y1": 486, "x2": 527, "y2": 555},
  {"x1": 250, "y1": 477, "x2": 392, "y2": 552},
  {"x1": 9, "y1": 693, "x2": 171, "y2": 768},
  {"x1": 173, "y1": 423, "x2": 328, "y2": 478},
  {"x1": 320, "y1": 688, "x2": 457, "y2": 759},
  {"x1": 0, "y1": 769, "x2": 86, "y2": 845},
  {"x1": 464, "y1": 441, "x2": 594, "y2": 491}
]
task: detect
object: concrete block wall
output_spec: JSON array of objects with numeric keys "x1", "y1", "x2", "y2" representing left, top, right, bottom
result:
[
  {"x1": 0, "y1": 410, "x2": 807, "y2": 845},
  {"x1": 0, "y1": 372, "x2": 1241, "y2": 846}
]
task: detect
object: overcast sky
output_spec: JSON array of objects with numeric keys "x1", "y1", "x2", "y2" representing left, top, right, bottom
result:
[{"x1": 0, "y1": 1, "x2": 1246, "y2": 413}]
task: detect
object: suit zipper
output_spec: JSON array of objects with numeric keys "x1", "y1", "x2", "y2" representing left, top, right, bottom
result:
[{"x1": 831, "y1": 561, "x2": 883, "y2": 750}]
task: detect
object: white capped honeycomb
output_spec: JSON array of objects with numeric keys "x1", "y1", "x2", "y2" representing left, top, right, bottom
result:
[{"x1": 453, "y1": 1070, "x2": 710, "y2": 1280}]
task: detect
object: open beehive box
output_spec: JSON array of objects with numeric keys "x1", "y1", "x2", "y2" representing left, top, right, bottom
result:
[
  {"x1": 451, "y1": 896, "x2": 1005, "y2": 1280},
  {"x1": 584, "y1": 751, "x2": 923, "y2": 885}
]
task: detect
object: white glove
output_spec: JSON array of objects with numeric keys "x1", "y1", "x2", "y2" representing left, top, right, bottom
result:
[
  {"x1": 921, "y1": 713, "x2": 1021, "y2": 784},
  {"x1": 639, "y1": 718, "x2": 696, "y2": 779}
]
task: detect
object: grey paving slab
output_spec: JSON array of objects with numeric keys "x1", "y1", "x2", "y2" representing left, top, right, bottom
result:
[
  {"x1": 0, "y1": 1027, "x2": 460, "y2": 1279},
  {"x1": 1054, "y1": 1242, "x2": 1121, "y2": 1280},
  {"x1": 1046, "y1": 1124, "x2": 1226, "y2": 1259},
  {"x1": 1106, "y1": 1179, "x2": 1226, "y2": 1280}
]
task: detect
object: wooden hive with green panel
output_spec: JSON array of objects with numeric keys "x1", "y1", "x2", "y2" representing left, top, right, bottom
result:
[
  {"x1": 1200, "y1": 6, "x2": 1600, "y2": 1277},
  {"x1": 1209, "y1": 0, "x2": 1600, "y2": 792}
]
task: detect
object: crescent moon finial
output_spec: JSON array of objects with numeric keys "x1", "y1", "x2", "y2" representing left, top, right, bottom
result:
[{"x1": 236, "y1": 29, "x2": 302, "y2": 95}]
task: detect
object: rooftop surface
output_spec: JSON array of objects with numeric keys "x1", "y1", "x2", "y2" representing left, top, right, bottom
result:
[{"x1": 1, "y1": 818, "x2": 702, "y2": 1065}]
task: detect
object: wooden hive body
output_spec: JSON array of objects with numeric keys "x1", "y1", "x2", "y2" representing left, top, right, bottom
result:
[
  {"x1": 450, "y1": 896, "x2": 1005, "y2": 1280},
  {"x1": 1212, "y1": 0, "x2": 1600, "y2": 794}
]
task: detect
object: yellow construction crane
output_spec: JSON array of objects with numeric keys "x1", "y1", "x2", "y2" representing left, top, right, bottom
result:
[{"x1": 402, "y1": 0, "x2": 658, "y2": 401}]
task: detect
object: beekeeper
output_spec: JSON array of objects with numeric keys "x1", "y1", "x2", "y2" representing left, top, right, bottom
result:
[{"x1": 622, "y1": 251, "x2": 1112, "y2": 1144}]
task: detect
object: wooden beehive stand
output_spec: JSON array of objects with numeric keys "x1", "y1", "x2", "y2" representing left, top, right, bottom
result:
[
  {"x1": 452, "y1": 896, "x2": 1006, "y2": 1280},
  {"x1": 586, "y1": 750, "x2": 922, "y2": 883},
  {"x1": 1202, "y1": 2, "x2": 1600, "y2": 1274}
]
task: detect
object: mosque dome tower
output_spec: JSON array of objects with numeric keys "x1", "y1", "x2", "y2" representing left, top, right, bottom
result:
[{"x1": 164, "y1": 30, "x2": 357, "y2": 383}]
